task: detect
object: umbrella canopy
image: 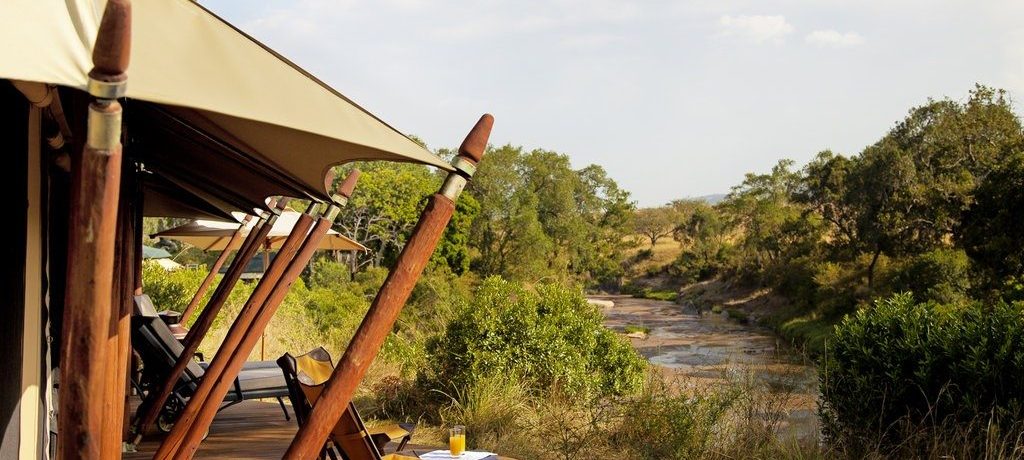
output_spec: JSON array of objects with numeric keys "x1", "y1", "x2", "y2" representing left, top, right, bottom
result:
[
  {"x1": 151, "y1": 258, "x2": 183, "y2": 271},
  {"x1": 0, "y1": 0, "x2": 451, "y2": 207},
  {"x1": 142, "y1": 245, "x2": 172, "y2": 259},
  {"x1": 153, "y1": 211, "x2": 367, "y2": 252}
]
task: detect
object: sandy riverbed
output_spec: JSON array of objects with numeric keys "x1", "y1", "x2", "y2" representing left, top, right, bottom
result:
[{"x1": 593, "y1": 294, "x2": 820, "y2": 441}]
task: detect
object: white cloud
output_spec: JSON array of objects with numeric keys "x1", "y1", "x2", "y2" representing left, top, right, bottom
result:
[
  {"x1": 717, "y1": 15, "x2": 793, "y2": 44},
  {"x1": 805, "y1": 29, "x2": 865, "y2": 48}
]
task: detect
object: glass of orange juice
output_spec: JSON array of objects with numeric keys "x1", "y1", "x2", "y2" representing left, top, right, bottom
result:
[{"x1": 449, "y1": 425, "x2": 466, "y2": 457}]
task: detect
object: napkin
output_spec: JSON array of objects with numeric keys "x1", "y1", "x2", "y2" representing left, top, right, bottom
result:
[{"x1": 418, "y1": 450, "x2": 497, "y2": 460}]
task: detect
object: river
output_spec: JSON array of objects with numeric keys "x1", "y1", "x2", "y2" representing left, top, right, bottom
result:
[{"x1": 592, "y1": 295, "x2": 820, "y2": 442}]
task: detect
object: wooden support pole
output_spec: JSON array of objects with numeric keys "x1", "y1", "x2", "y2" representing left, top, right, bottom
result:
[
  {"x1": 155, "y1": 200, "x2": 319, "y2": 459},
  {"x1": 56, "y1": 1, "x2": 131, "y2": 458},
  {"x1": 100, "y1": 161, "x2": 138, "y2": 456},
  {"x1": 284, "y1": 115, "x2": 493, "y2": 460},
  {"x1": 179, "y1": 216, "x2": 251, "y2": 323},
  {"x1": 173, "y1": 172, "x2": 360, "y2": 460},
  {"x1": 131, "y1": 202, "x2": 285, "y2": 443}
]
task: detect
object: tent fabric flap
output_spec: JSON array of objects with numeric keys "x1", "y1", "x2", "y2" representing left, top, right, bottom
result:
[{"x1": 0, "y1": 0, "x2": 451, "y2": 202}]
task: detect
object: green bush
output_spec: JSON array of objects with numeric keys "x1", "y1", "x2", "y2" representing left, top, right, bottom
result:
[
  {"x1": 424, "y1": 277, "x2": 645, "y2": 399},
  {"x1": 306, "y1": 257, "x2": 351, "y2": 289},
  {"x1": 811, "y1": 260, "x2": 869, "y2": 318},
  {"x1": 141, "y1": 262, "x2": 211, "y2": 312},
  {"x1": 821, "y1": 293, "x2": 1024, "y2": 452},
  {"x1": 889, "y1": 248, "x2": 973, "y2": 305},
  {"x1": 669, "y1": 249, "x2": 724, "y2": 283},
  {"x1": 769, "y1": 255, "x2": 817, "y2": 307}
]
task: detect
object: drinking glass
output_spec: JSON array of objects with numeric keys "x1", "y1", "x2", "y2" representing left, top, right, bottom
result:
[{"x1": 449, "y1": 425, "x2": 466, "y2": 457}]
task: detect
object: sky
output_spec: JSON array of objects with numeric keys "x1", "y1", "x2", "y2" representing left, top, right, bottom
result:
[{"x1": 202, "y1": 0, "x2": 1024, "y2": 207}]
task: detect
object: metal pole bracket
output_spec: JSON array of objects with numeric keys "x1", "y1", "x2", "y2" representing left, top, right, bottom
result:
[{"x1": 87, "y1": 78, "x2": 127, "y2": 100}]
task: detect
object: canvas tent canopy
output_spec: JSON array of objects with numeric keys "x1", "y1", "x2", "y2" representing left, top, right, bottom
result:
[
  {"x1": 0, "y1": 0, "x2": 452, "y2": 216},
  {"x1": 153, "y1": 211, "x2": 369, "y2": 252}
]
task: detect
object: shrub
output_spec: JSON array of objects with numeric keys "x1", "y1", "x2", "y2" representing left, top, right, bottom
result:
[
  {"x1": 306, "y1": 257, "x2": 351, "y2": 288},
  {"x1": 613, "y1": 375, "x2": 740, "y2": 459},
  {"x1": 821, "y1": 293, "x2": 1024, "y2": 453},
  {"x1": 141, "y1": 262, "x2": 211, "y2": 313},
  {"x1": 889, "y1": 248, "x2": 973, "y2": 305},
  {"x1": 812, "y1": 260, "x2": 868, "y2": 318},
  {"x1": 769, "y1": 255, "x2": 817, "y2": 307},
  {"x1": 424, "y1": 277, "x2": 645, "y2": 399},
  {"x1": 669, "y1": 249, "x2": 723, "y2": 283}
]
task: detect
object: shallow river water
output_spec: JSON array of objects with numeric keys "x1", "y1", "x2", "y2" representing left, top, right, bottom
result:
[{"x1": 593, "y1": 295, "x2": 820, "y2": 441}]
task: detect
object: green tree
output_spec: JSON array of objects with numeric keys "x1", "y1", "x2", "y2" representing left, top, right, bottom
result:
[
  {"x1": 467, "y1": 145, "x2": 633, "y2": 284},
  {"x1": 720, "y1": 159, "x2": 818, "y2": 280},
  {"x1": 959, "y1": 152, "x2": 1024, "y2": 283},
  {"x1": 633, "y1": 206, "x2": 678, "y2": 247}
]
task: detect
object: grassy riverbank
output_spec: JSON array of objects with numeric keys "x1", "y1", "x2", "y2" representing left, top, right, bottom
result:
[{"x1": 623, "y1": 241, "x2": 835, "y2": 356}]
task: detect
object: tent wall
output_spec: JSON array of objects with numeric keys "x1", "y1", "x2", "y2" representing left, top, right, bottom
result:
[
  {"x1": 21, "y1": 99, "x2": 45, "y2": 460},
  {"x1": 0, "y1": 81, "x2": 46, "y2": 459}
]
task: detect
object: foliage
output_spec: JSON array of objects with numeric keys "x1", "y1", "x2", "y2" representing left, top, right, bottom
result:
[
  {"x1": 468, "y1": 145, "x2": 634, "y2": 285},
  {"x1": 821, "y1": 293, "x2": 1024, "y2": 453},
  {"x1": 669, "y1": 203, "x2": 731, "y2": 282},
  {"x1": 140, "y1": 262, "x2": 212, "y2": 313},
  {"x1": 333, "y1": 162, "x2": 441, "y2": 270},
  {"x1": 959, "y1": 151, "x2": 1024, "y2": 285},
  {"x1": 306, "y1": 256, "x2": 351, "y2": 288},
  {"x1": 614, "y1": 376, "x2": 741, "y2": 459},
  {"x1": 424, "y1": 277, "x2": 645, "y2": 399},
  {"x1": 623, "y1": 325, "x2": 651, "y2": 334},
  {"x1": 889, "y1": 249, "x2": 973, "y2": 305},
  {"x1": 650, "y1": 85, "x2": 1024, "y2": 356},
  {"x1": 633, "y1": 206, "x2": 678, "y2": 247}
]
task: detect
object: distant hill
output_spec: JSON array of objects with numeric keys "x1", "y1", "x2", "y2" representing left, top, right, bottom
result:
[{"x1": 695, "y1": 193, "x2": 726, "y2": 204}]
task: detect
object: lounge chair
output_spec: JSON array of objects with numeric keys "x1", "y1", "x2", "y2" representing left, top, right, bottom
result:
[
  {"x1": 131, "y1": 294, "x2": 291, "y2": 432},
  {"x1": 278, "y1": 347, "x2": 416, "y2": 460}
]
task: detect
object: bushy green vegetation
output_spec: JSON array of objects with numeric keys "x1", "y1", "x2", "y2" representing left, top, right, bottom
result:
[
  {"x1": 424, "y1": 277, "x2": 645, "y2": 399},
  {"x1": 326, "y1": 144, "x2": 636, "y2": 289},
  {"x1": 627, "y1": 85, "x2": 1024, "y2": 454},
  {"x1": 635, "y1": 86, "x2": 1024, "y2": 345},
  {"x1": 821, "y1": 293, "x2": 1024, "y2": 456}
]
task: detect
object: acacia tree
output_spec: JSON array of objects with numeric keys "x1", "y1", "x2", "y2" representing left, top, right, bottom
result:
[{"x1": 633, "y1": 206, "x2": 677, "y2": 247}]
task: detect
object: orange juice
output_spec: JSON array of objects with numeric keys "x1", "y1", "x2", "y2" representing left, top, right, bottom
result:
[{"x1": 449, "y1": 433, "x2": 466, "y2": 456}]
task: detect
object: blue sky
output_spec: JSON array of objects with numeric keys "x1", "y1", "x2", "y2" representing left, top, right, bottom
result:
[{"x1": 203, "y1": 0, "x2": 1024, "y2": 206}]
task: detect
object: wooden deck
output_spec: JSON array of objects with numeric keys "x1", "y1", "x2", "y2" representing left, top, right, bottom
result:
[
  {"x1": 125, "y1": 399, "x2": 301, "y2": 459},
  {"x1": 124, "y1": 399, "x2": 514, "y2": 459}
]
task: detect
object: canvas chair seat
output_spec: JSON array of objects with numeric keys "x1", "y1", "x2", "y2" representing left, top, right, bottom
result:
[{"x1": 279, "y1": 347, "x2": 415, "y2": 460}]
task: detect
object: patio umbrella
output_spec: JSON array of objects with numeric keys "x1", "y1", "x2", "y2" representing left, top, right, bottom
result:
[
  {"x1": 152, "y1": 211, "x2": 368, "y2": 253},
  {"x1": 142, "y1": 245, "x2": 173, "y2": 259}
]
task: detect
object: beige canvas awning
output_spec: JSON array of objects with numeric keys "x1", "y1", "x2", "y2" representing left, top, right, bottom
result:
[
  {"x1": 0, "y1": 0, "x2": 451, "y2": 204},
  {"x1": 153, "y1": 211, "x2": 368, "y2": 252}
]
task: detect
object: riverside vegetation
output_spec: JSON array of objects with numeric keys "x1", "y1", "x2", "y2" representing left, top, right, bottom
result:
[{"x1": 145, "y1": 85, "x2": 1024, "y2": 458}]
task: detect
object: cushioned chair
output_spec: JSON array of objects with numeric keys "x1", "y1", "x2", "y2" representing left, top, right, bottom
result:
[
  {"x1": 278, "y1": 347, "x2": 416, "y2": 460},
  {"x1": 131, "y1": 294, "x2": 291, "y2": 432}
]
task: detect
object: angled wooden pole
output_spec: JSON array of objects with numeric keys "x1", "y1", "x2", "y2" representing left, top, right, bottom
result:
[
  {"x1": 131, "y1": 201, "x2": 285, "y2": 443},
  {"x1": 172, "y1": 171, "x2": 362, "y2": 460},
  {"x1": 155, "y1": 199, "x2": 318, "y2": 459},
  {"x1": 56, "y1": 1, "x2": 131, "y2": 458},
  {"x1": 285, "y1": 115, "x2": 493, "y2": 460},
  {"x1": 179, "y1": 215, "x2": 252, "y2": 323}
]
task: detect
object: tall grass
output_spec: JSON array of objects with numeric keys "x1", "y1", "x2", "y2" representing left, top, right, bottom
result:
[{"x1": 413, "y1": 367, "x2": 825, "y2": 460}]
